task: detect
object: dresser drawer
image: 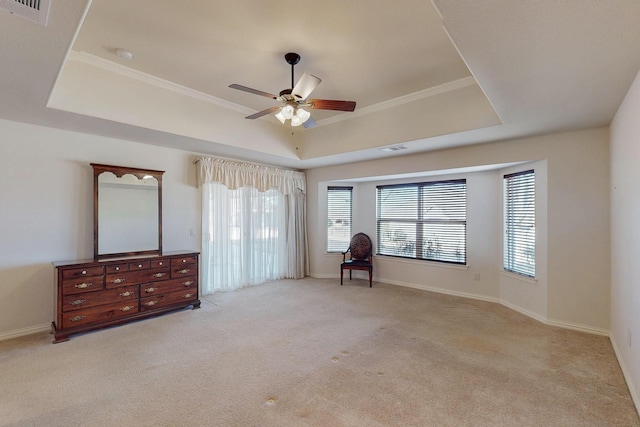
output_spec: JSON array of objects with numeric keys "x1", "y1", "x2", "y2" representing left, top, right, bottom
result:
[
  {"x1": 171, "y1": 256, "x2": 197, "y2": 267},
  {"x1": 61, "y1": 276, "x2": 105, "y2": 295},
  {"x1": 62, "y1": 266, "x2": 104, "y2": 280},
  {"x1": 105, "y1": 267, "x2": 171, "y2": 289},
  {"x1": 140, "y1": 277, "x2": 196, "y2": 296},
  {"x1": 62, "y1": 285, "x2": 138, "y2": 312},
  {"x1": 129, "y1": 260, "x2": 151, "y2": 271},
  {"x1": 61, "y1": 300, "x2": 139, "y2": 328},
  {"x1": 151, "y1": 258, "x2": 170, "y2": 269},
  {"x1": 105, "y1": 263, "x2": 128, "y2": 274},
  {"x1": 140, "y1": 289, "x2": 198, "y2": 312},
  {"x1": 171, "y1": 264, "x2": 197, "y2": 279}
]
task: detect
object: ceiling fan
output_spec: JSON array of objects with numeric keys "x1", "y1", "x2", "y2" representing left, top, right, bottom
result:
[{"x1": 229, "y1": 52, "x2": 356, "y2": 128}]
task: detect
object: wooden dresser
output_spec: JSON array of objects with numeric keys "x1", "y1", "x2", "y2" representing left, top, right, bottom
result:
[{"x1": 52, "y1": 251, "x2": 200, "y2": 343}]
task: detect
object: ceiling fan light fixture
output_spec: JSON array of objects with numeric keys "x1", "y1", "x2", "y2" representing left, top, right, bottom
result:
[
  {"x1": 296, "y1": 107, "x2": 311, "y2": 123},
  {"x1": 290, "y1": 115, "x2": 303, "y2": 127},
  {"x1": 281, "y1": 104, "x2": 295, "y2": 120},
  {"x1": 275, "y1": 110, "x2": 286, "y2": 124}
]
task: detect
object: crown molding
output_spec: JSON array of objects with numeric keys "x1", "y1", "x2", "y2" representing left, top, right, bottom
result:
[
  {"x1": 66, "y1": 51, "x2": 476, "y2": 127},
  {"x1": 68, "y1": 50, "x2": 254, "y2": 115},
  {"x1": 314, "y1": 76, "x2": 477, "y2": 127}
]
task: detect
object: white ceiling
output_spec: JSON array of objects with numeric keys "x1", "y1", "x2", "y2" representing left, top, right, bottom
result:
[{"x1": 2, "y1": 0, "x2": 640, "y2": 170}]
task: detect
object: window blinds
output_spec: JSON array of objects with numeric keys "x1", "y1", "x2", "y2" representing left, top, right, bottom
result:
[
  {"x1": 376, "y1": 180, "x2": 466, "y2": 264},
  {"x1": 327, "y1": 186, "x2": 353, "y2": 252},
  {"x1": 504, "y1": 170, "x2": 535, "y2": 277}
]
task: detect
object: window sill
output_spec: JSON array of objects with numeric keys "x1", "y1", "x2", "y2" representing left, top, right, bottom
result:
[
  {"x1": 376, "y1": 255, "x2": 469, "y2": 271},
  {"x1": 501, "y1": 270, "x2": 537, "y2": 285}
]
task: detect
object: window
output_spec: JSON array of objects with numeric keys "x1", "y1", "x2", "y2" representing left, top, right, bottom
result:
[
  {"x1": 376, "y1": 180, "x2": 466, "y2": 264},
  {"x1": 504, "y1": 170, "x2": 535, "y2": 278},
  {"x1": 327, "y1": 186, "x2": 353, "y2": 252}
]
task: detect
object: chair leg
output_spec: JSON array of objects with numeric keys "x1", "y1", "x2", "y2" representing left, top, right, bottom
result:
[
  {"x1": 349, "y1": 270, "x2": 352, "y2": 280},
  {"x1": 340, "y1": 267, "x2": 343, "y2": 285},
  {"x1": 369, "y1": 269, "x2": 372, "y2": 287}
]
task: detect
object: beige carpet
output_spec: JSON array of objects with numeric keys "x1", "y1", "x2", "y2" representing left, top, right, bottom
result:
[{"x1": 1, "y1": 278, "x2": 638, "y2": 427}]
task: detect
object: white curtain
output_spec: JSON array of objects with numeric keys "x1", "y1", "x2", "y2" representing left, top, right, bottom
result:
[{"x1": 196, "y1": 157, "x2": 308, "y2": 294}]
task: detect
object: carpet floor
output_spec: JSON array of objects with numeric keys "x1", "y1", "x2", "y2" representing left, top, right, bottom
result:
[{"x1": 1, "y1": 278, "x2": 638, "y2": 426}]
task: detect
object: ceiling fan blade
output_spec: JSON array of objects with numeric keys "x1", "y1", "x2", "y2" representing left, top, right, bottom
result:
[
  {"x1": 245, "y1": 105, "x2": 282, "y2": 119},
  {"x1": 308, "y1": 99, "x2": 356, "y2": 112},
  {"x1": 292, "y1": 73, "x2": 321, "y2": 100},
  {"x1": 302, "y1": 117, "x2": 317, "y2": 129},
  {"x1": 229, "y1": 84, "x2": 278, "y2": 99}
]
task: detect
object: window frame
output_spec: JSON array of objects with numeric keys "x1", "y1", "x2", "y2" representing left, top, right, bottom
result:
[
  {"x1": 376, "y1": 179, "x2": 467, "y2": 265},
  {"x1": 326, "y1": 186, "x2": 353, "y2": 253},
  {"x1": 503, "y1": 169, "x2": 536, "y2": 278}
]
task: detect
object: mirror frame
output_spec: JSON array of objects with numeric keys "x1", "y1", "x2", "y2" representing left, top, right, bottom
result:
[{"x1": 91, "y1": 163, "x2": 165, "y2": 260}]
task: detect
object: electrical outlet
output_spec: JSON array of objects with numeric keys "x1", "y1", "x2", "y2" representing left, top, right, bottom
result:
[{"x1": 474, "y1": 273, "x2": 480, "y2": 281}]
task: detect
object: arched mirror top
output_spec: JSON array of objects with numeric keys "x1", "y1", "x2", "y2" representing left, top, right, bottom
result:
[{"x1": 91, "y1": 163, "x2": 165, "y2": 260}]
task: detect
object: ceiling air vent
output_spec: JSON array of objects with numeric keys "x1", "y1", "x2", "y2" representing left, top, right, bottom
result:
[
  {"x1": 0, "y1": 0, "x2": 51, "y2": 26},
  {"x1": 380, "y1": 145, "x2": 408, "y2": 152}
]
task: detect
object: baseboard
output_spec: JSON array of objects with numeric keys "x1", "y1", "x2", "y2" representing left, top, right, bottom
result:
[
  {"x1": 499, "y1": 299, "x2": 548, "y2": 324},
  {"x1": 310, "y1": 273, "x2": 609, "y2": 336},
  {"x1": 610, "y1": 335, "x2": 640, "y2": 416},
  {"x1": 0, "y1": 323, "x2": 51, "y2": 342},
  {"x1": 545, "y1": 317, "x2": 609, "y2": 336},
  {"x1": 380, "y1": 277, "x2": 500, "y2": 304}
]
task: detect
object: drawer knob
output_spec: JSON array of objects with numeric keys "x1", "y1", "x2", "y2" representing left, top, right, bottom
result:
[
  {"x1": 183, "y1": 281, "x2": 193, "y2": 286},
  {"x1": 137, "y1": 264, "x2": 143, "y2": 268},
  {"x1": 81, "y1": 270, "x2": 87, "y2": 275},
  {"x1": 178, "y1": 269, "x2": 190, "y2": 274},
  {"x1": 115, "y1": 267, "x2": 120, "y2": 271},
  {"x1": 69, "y1": 315, "x2": 86, "y2": 322},
  {"x1": 75, "y1": 282, "x2": 92, "y2": 289},
  {"x1": 158, "y1": 262, "x2": 164, "y2": 266},
  {"x1": 183, "y1": 293, "x2": 193, "y2": 298},
  {"x1": 144, "y1": 300, "x2": 157, "y2": 307},
  {"x1": 182, "y1": 259, "x2": 187, "y2": 263},
  {"x1": 120, "y1": 305, "x2": 134, "y2": 312},
  {"x1": 145, "y1": 287, "x2": 156, "y2": 293},
  {"x1": 70, "y1": 299, "x2": 87, "y2": 306},
  {"x1": 111, "y1": 278, "x2": 125, "y2": 284},
  {"x1": 119, "y1": 291, "x2": 134, "y2": 297},
  {"x1": 153, "y1": 272, "x2": 166, "y2": 278}
]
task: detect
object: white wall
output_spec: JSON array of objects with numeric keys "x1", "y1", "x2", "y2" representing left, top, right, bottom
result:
[
  {"x1": 305, "y1": 127, "x2": 610, "y2": 334},
  {"x1": 0, "y1": 119, "x2": 201, "y2": 340},
  {"x1": 610, "y1": 68, "x2": 640, "y2": 410}
]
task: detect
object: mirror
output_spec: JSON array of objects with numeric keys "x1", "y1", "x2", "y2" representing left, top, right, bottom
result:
[{"x1": 91, "y1": 163, "x2": 164, "y2": 259}]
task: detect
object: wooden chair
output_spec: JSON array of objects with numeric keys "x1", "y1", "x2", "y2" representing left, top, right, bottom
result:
[{"x1": 341, "y1": 232, "x2": 373, "y2": 287}]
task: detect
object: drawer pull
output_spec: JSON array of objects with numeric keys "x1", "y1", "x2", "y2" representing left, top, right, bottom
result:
[
  {"x1": 145, "y1": 287, "x2": 157, "y2": 293},
  {"x1": 144, "y1": 300, "x2": 157, "y2": 307},
  {"x1": 183, "y1": 293, "x2": 194, "y2": 298},
  {"x1": 158, "y1": 262, "x2": 164, "y2": 266},
  {"x1": 137, "y1": 264, "x2": 143, "y2": 268},
  {"x1": 182, "y1": 259, "x2": 187, "y2": 263},
  {"x1": 81, "y1": 270, "x2": 87, "y2": 275},
  {"x1": 115, "y1": 267, "x2": 120, "y2": 271},
  {"x1": 183, "y1": 281, "x2": 193, "y2": 286},
  {"x1": 75, "y1": 282, "x2": 92, "y2": 289},
  {"x1": 69, "y1": 315, "x2": 86, "y2": 322},
  {"x1": 111, "y1": 278, "x2": 126, "y2": 284},
  {"x1": 70, "y1": 299, "x2": 87, "y2": 306},
  {"x1": 120, "y1": 305, "x2": 134, "y2": 312},
  {"x1": 119, "y1": 291, "x2": 134, "y2": 297},
  {"x1": 178, "y1": 268, "x2": 190, "y2": 274},
  {"x1": 153, "y1": 272, "x2": 166, "y2": 278}
]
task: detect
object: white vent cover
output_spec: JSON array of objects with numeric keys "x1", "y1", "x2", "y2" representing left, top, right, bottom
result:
[
  {"x1": 0, "y1": 0, "x2": 51, "y2": 26},
  {"x1": 380, "y1": 145, "x2": 408, "y2": 152}
]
